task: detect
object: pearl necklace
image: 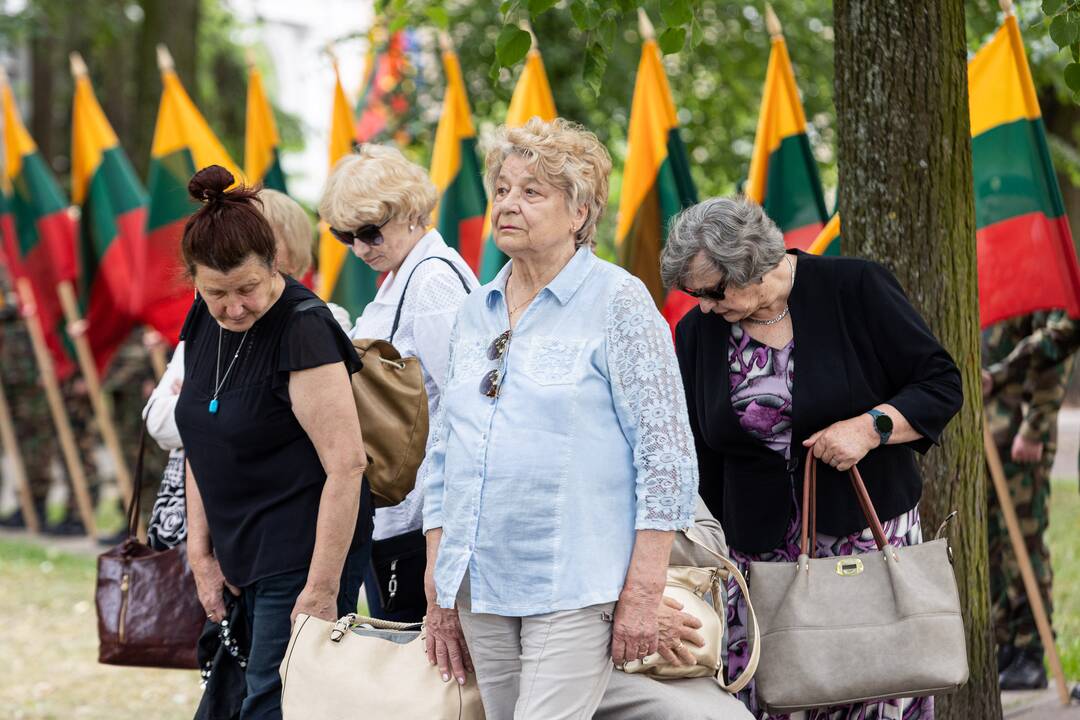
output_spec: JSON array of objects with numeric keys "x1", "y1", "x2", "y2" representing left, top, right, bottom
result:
[{"x1": 745, "y1": 255, "x2": 795, "y2": 326}]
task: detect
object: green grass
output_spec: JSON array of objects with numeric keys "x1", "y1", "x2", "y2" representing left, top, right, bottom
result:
[{"x1": 1048, "y1": 476, "x2": 1080, "y2": 679}]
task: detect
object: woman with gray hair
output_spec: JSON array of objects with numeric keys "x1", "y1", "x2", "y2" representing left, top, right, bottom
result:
[
  {"x1": 663, "y1": 196, "x2": 962, "y2": 719},
  {"x1": 421, "y1": 117, "x2": 699, "y2": 720}
]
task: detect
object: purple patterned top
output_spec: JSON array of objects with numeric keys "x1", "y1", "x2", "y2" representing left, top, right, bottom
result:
[{"x1": 728, "y1": 323, "x2": 794, "y2": 460}]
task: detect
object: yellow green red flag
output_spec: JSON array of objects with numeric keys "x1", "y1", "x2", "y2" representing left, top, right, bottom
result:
[
  {"x1": 478, "y1": 46, "x2": 558, "y2": 282},
  {"x1": 245, "y1": 63, "x2": 288, "y2": 193},
  {"x1": 746, "y1": 18, "x2": 828, "y2": 251},
  {"x1": 70, "y1": 54, "x2": 147, "y2": 371},
  {"x1": 430, "y1": 41, "x2": 486, "y2": 274},
  {"x1": 142, "y1": 46, "x2": 242, "y2": 343},
  {"x1": 317, "y1": 62, "x2": 376, "y2": 319}
]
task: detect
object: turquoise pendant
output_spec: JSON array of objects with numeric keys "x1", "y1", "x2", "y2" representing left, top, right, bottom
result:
[{"x1": 208, "y1": 398, "x2": 219, "y2": 414}]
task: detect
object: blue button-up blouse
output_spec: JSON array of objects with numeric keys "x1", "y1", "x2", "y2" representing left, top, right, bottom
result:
[{"x1": 422, "y1": 248, "x2": 699, "y2": 616}]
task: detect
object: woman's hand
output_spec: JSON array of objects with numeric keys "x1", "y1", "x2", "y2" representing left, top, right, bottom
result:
[
  {"x1": 1011, "y1": 433, "x2": 1044, "y2": 464},
  {"x1": 424, "y1": 604, "x2": 473, "y2": 685},
  {"x1": 655, "y1": 596, "x2": 705, "y2": 666},
  {"x1": 290, "y1": 584, "x2": 339, "y2": 624},
  {"x1": 190, "y1": 553, "x2": 239, "y2": 624},
  {"x1": 612, "y1": 582, "x2": 662, "y2": 666},
  {"x1": 802, "y1": 415, "x2": 879, "y2": 471}
]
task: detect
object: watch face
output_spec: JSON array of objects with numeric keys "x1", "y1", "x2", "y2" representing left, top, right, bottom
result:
[{"x1": 875, "y1": 413, "x2": 894, "y2": 433}]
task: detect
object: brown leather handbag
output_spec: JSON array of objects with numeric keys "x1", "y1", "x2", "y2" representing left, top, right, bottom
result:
[{"x1": 96, "y1": 420, "x2": 205, "y2": 669}]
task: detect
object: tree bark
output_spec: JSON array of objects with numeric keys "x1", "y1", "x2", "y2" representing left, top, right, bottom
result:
[{"x1": 834, "y1": 1, "x2": 999, "y2": 718}]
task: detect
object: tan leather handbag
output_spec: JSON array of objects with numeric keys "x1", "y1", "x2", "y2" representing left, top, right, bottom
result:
[
  {"x1": 621, "y1": 530, "x2": 759, "y2": 694},
  {"x1": 280, "y1": 613, "x2": 485, "y2": 720},
  {"x1": 747, "y1": 453, "x2": 968, "y2": 714}
]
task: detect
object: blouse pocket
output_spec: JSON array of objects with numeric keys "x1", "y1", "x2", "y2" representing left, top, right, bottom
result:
[
  {"x1": 450, "y1": 334, "x2": 491, "y2": 388},
  {"x1": 521, "y1": 336, "x2": 588, "y2": 386}
]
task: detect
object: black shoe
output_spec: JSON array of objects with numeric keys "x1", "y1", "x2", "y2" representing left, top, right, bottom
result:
[
  {"x1": 997, "y1": 643, "x2": 1017, "y2": 674},
  {"x1": 999, "y1": 649, "x2": 1048, "y2": 690},
  {"x1": 1071, "y1": 683, "x2": 1080, "y2": 702},
  {"x1": 0, "y1": 503, "x2": 47, "y2": 529},
  {"x1": 44, "y1": 517, "x2": 89, "y2": 537}
]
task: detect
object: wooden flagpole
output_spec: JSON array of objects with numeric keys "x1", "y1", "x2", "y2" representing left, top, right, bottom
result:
[
  {"x1": 983, "y1": 417, "x2": 1069, "y2": 706},
  {"x1": 0, "y1": 370, "x2": 40, "y2": 533},
  {"x1": 56, "y1": 280, "x2": 134, "y2": 507},
  {"x1": 15, "y1": 278, "x2": 96, "y2": 536}
]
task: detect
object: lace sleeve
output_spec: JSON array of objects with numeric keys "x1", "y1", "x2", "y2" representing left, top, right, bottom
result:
[
  {"x1": 420, "y1": 315, "x2": 461, "y2": 533},
  {"x1": 409, "y1": 269, "x2": 470, "y2": 392},
  {"x1": 606, "y1": 275, "x2": 698, "y2": 530}
]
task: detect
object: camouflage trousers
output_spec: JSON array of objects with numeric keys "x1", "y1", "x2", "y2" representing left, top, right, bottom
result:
[{"x1": 988, "y1": 445, "x2": 1053, "y2": 655}]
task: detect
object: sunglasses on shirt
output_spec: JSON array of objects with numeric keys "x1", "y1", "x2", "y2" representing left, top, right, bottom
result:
[
  {"x1": 479, "y1": 330, "x2": 512, "y2": 398},
  {"x1": 329, "y1": 215, "x2": 392, "y2": 247}
]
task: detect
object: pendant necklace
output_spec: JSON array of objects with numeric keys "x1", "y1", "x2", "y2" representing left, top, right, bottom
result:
[
  {"x1": 746, "y1": 255, "x2": 795, "y2": 326},
  {"x1": 209, "y1": 325, "x2": 249, "y2": 414}
]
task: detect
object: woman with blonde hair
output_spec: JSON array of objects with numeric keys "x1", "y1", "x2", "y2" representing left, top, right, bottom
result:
[
  {"x1": 420, "y1": 118, "x2": 698, "y2": 719},
  {"x1": 320, "y1": 143, "x2": 478, "y2": 623}
]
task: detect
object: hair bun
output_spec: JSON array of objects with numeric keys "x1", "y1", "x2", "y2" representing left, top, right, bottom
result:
[{"x1": 188, "y1": 165, "x2": 235, "y2": 203}]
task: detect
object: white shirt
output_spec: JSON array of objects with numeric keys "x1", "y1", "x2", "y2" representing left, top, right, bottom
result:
[
  {"x1": 143, "y1": 342, "x2": 185, "y2": 457},
  {"x1": 350, "y1": 229, "x2": 478, "y2": 540}
]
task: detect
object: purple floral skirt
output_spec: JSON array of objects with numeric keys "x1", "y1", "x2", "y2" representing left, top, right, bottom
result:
[{"x1": 725, "y1": 490, "x2": 934, "y2": 720}]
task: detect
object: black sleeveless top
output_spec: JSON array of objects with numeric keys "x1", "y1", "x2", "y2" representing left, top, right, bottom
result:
[{"x1": 176, "y1": 276, "x2": 372, "y2": 586}]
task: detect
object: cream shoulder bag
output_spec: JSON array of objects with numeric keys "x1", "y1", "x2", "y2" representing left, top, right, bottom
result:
[
  {"x1": 621, "y1": 530, "x2": 760, "y2": 694},
  {"x1": 747, "y1": 453, "x2": 968, "y2": 714},
  {"x1": 280, "y1": 613, "x2": 485, "y2": 720}
]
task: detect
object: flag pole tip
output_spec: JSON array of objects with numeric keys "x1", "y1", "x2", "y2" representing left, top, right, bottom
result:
[
  {"x1": 765, "y1": 3, "x2": 783, "y2": 38},
  {"x1": 521, "y1": 18, "x2": 538, "y2": 52},
  {"x1": 156, "y1": 44, "x2": 175, "y2": 73},
  {"x1": 439, "y1": 32, "x2": 453, "y2": 55},
  {"x1": 0, "y1": 64, "x2": 9, "y2": 89},
  {"x1": 998, "y1": 0, "x2": 1015, "y2": 15},
  {"x1": 69, "y1": 52, "x2": 88, "y2": 79},
  {"x1": 245, "y1": 47, "x2": 257, "y2": 71},
  {"x1": 637, "y1": 8, "x2": 656, "y2": 41}
]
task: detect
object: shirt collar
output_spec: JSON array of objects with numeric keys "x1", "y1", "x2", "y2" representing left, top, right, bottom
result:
[{"x1": 485, "y1": 246, "x2": 596, "y2": 309}]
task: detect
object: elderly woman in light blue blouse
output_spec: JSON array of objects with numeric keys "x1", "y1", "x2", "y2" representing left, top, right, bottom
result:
[{"x1": 420, "y1": 117, "x2": 699, "y2": 720}]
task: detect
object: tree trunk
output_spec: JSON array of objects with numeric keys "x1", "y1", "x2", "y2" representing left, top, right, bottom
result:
[{"x1": 834, "y1": 1, "x2": 1000, "y2": 718}]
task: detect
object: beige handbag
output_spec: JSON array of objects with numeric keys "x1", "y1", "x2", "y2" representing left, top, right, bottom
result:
[
  {"x1": 747, "y1": 453, "x2": 968, "y2": 714},
  {"x1": 280, "y1": 613, "x2": 485, "y2": 720},
  {"x1": 621, "y1": 530, "x2": 759, "y2": 694}
]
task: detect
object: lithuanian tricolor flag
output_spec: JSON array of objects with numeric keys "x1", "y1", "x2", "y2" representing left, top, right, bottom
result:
[
  {"x1": 245, "y1": 62, "x2": 288, "y2": 193},
  {"x1": 969, "y1": 12, "x2": 1080, "y2": 326},
  {"x1": 807, "y1": 213, "x2": 841, "y2": 256},
  {"x1": 478, "y1": 45, "x2": 558, "y2": 282},
  {"x1": 70, "y1": 53, "x2": 147, "y2": 372},
  {"x1": 317, "y1": 62, "x2": 377, "y2": 319},
  {"x1": 430, "y1": 38, "x2": 486, "y2": 274},
  {"x1": 143, "y1": 45, "x2": 242, "y2": 343},
  {"x1": 746, "y1": 9, "x2": 828, "y2": 251},
  {"x1": 2, "y1": 71, "x2": 77, "y2": 378},
  {"x1": 617, "y1": 11, "x2": 698, "y2": 332}
]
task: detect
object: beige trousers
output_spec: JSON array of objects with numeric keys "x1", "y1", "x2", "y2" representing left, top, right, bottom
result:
[{"x1": 457, "y1": 576, "x2": 616, "y2": 720}]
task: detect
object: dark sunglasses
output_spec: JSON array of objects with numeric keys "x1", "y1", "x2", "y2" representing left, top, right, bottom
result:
[
  {"x1": 330, "y1": 215, "x2": 391, "y2": 247},
  {"x1": 479, "y1": 330, "x2": 512, "y2": 398},
  {"x1": 681, "y1": 279, "x2": 727, "y2": 301}
]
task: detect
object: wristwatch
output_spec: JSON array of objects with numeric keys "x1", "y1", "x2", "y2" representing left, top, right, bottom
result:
[{"x1": 866, "y1": 409, "x2": 893, "y2": 446}]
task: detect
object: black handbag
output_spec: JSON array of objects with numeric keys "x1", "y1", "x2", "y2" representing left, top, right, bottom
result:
[{"x1": 369, "y1": 529, "x2": 427, "y2": 621}]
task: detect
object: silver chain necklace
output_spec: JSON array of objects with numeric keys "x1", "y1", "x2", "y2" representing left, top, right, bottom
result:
[
  {"x1": 209, "y1": 326, "x2": 250, "y2": 414},
  {"x1": 745, "y1": 255, "x2": 795, "y2": 326}
]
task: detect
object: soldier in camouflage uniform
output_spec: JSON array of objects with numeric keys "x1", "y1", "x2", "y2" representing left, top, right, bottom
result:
[{"x1": 982, "y1": 311, "x2": 1072, "y2": 690}]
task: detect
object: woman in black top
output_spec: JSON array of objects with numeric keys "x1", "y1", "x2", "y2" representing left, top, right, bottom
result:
[
  {"x1": 661, "y1": 197, "x2": 962, "y2": 719},
  {"x1": 177, "y1": 166, "x2": 372, "y2": 720}
]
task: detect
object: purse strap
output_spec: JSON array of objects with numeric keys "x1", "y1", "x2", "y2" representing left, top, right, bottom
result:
[
  {"x1": 389, "y1": 256, "x2": 472, "y2": 344},
  {"x1": 123, "y1": 407, "x2": 151, "y2": 539},
  {"x1": 799, "y1": 450, "x2": 890, "y2": 558},
  {"x1": 680, "y1": 530, "x2": 760, "y2": 695},
  {"x1": 329, "y1": 612, "x2": 423, "y2": 642}
]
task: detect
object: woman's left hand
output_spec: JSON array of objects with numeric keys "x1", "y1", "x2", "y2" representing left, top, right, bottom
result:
[
  {"x1": 290, "y1": 584, "x2": 339, "y2": 624},
  {"x1": 612, "y1": 583, "x2": 661, "y2": 666},
  {"x1": 803, "y1": 416, "x2": 879, "y2": 471}
]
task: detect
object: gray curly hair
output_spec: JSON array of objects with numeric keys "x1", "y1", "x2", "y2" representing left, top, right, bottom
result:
[{"x1": 660, "y1": 197, "x2": 786, "y2": 289}]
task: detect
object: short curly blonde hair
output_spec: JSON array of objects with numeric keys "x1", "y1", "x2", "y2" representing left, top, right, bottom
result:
[
  {"x1": 484, "y1": 117, "x2": 612, "y2": 248},
  {"x1": 258, "y1": 189, "x2": 313, "y2": 277},
  {"x1": 319, "y1": 144, "x2": 438, "y2": 231}
]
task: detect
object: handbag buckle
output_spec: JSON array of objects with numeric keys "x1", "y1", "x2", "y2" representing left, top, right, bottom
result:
[
  {"x1": 836, "y1": 558, "x2": 864, "y2": 576},
  {"x1": 330, "y1": 614, "x2": 355, "y2": 642}
]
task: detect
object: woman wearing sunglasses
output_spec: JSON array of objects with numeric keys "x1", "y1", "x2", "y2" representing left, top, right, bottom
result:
[
  {"x1": 319, "y1": 144, "x2": 479, "y2": 625},
  {"x1": 662, "y1": 196, "x2": 962, "y2": 719},
  {"x1": 420, "y1": 117, "x2": 698, "y2": 719}
]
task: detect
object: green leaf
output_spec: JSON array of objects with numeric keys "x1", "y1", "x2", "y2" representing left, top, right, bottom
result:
[
  {"x1": 661, "y1": 0, "x2": 693, "y2": 27},
  {"x1": 570, "y1": 0, "x2": 602, "y2": 30},
  {"x1": 495, "y1": 25, "x2": 532, "y2": 67},
  {"x1": 582, "y1": 44, "x2": 606, "y2": 96},
  {"x1": 388, "y1": 14, "x2": 409, "y2": 32},
  {"x1": 425, "y1": 6, "x2": 449, "y2": 28},
  {"x1": 690, "y1": 17, "x2": 704, "y2": 48},
  {"x1": 527, "y1": 0, "x2": 559, "y2": 14},
  {"x1": 1050, "y1": 13, "x2": 1080, "y2": 46},
  {"x1": 1066, "y1": 62, "x2": 1080, "y2": 91},
  {"x1": 598, "y1": 12, "x2": 617, "y2": 49},
  {"x1": 500, "y1": 1, "x2": 520, "y2": 15},
  {"x1": 658, "y1": 26, "x2": 687, "y2": 53},
  {"x1": 1072, "y1": 41, "x2": 1080, "y2": 61},
  {"x1": 1044, "y1": 0, "x2": 1065, "y2": 12}
]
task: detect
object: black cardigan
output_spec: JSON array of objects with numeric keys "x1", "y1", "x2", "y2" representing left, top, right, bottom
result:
[{"x1": 675, "y1": 251, "x2": 963, "y2": 553}]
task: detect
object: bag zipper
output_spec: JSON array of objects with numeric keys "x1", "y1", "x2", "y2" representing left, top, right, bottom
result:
[{"x1": 118, "y1": 567, "x2": 131, "y2": 644}]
